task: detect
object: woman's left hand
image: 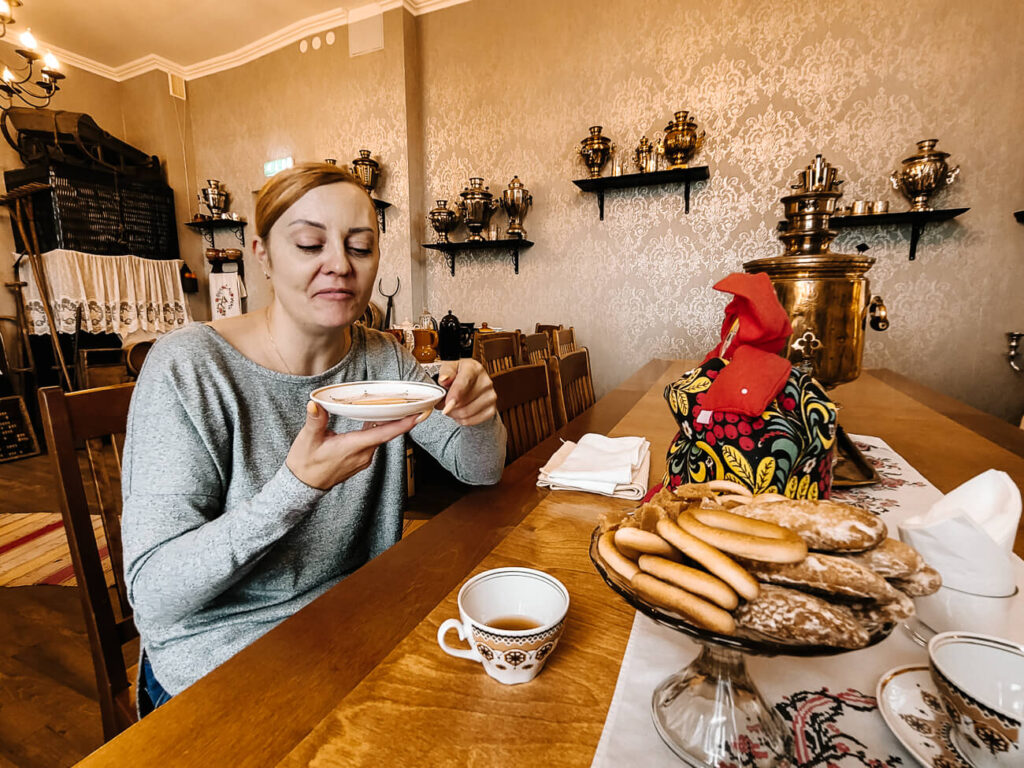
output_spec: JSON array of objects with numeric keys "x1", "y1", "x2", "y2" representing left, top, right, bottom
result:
[{"x1": 437, "y1": 359, "x2": 498, "y2": 426}]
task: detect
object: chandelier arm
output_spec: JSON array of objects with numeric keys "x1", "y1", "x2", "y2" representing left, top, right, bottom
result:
[
  {"x1": 11, "y1": 88, "x2": 52, "y2": 109},
  {"x1": 16, "y1": 79, "x2": 54, "y2": 100}
]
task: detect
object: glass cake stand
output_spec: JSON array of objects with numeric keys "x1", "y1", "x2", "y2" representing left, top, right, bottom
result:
[{"x1": 589, "y1": 527, "x2": 894, "y2": 768}]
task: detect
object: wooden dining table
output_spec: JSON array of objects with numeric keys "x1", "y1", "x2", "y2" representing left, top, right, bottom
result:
[{"x1": 77, "y1": 360, "x2": 1024, "y2": 767}]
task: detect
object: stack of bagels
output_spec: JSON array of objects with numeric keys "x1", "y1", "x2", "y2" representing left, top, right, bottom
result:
[{"x1": 597, "y1": 481, "x2": 941, "y2": 649}]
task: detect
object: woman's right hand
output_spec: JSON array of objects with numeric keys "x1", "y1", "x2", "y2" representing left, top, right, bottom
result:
[{"x1": 286, "y1": 401, "x2": 422, "y2": 490}]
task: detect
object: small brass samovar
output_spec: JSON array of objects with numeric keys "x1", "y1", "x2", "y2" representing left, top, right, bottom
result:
[
  {"x1": 500, "y1": 176, "x2": 532, "y2": 238},
  {"x1": 351, "y1": 149, "x2": 381, "y2": 193},
  {"x1": 577, "y1": 126, "x2": 613, "y2": 178},
  {"x1": 659, "y1": 110, "x2": 705, "y2": 169},
  {"x1": 744, "y1": 155, "x2": 889, "y2": 486},
  {"x1": 890, "y1": 138, "x2": 959, "y2": 212},
  {"x1": 427, "y1": 199, "x2": 460, "y2": 242},
  {"x1": 456, "y1": 177, "x2": 500, "y2": 241}
]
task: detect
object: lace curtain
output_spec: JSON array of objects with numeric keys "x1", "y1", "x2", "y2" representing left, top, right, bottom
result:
[{"x1": 19, "y1": 249, "x2": 191, "y2": 337}]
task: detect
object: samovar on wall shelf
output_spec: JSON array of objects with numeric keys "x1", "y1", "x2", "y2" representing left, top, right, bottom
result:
[
  {"x1": 658, "y1": 110, "x2": 705, "y2": 170},
  {"x1": 456, "y1": 177, "x2": 500, "y2": 241},
  {"x1": 890, "y1": 139, "x2": 959, "y2": 212},
  {"x1": 744, "y1": 155, "x2": 889, "y2": 487}
]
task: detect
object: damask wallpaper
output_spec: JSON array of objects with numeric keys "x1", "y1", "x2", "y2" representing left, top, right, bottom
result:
[
  {"x1": 186, "y1": 9, "x2": 420, "y2": 323},
  {"x1": 6, "y1": 1, "x2": 1017, "y2": 423},
  {"x1": 417, "y1": 0, "x2": 1024, "y2": 421}
]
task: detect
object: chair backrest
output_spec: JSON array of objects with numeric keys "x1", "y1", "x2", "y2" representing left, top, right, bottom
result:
[
  {"x1": 548, "y1": 347, "x2": 596, "y2": 428},
  {"x1": 522, "y1": 332, "x2": 552, "y2": 365},
  {"x1": 490, "y1": 363, "x2": 556, "y2": 463},
  {"x1": 554, "y1": 327, "x2": 578, "y2": 357},
  {"x1": 535, "y1": 323, "x2": 562, "y2": 335},
  {"x1": 479, "y1": 336, "x2": 518, "y2": 375},
  {"x1": 38, "y1": 383, "x2": 139, "y2": 742}
]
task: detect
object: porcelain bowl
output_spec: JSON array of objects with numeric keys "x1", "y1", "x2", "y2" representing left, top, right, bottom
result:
[{"x1": 928, "y1": 631, "x2": 1024, "y2": 767}]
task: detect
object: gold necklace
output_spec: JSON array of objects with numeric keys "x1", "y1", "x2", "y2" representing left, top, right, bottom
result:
[{"x1": 265, "y1": 307, "x2": 295, "y2": 375}]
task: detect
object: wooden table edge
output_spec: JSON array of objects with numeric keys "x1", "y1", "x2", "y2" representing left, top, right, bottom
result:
[
  {"x1": 75, "y1": 359, "x2": 675, "y2": 767},
  {"x1": 866, "y1": 369, "x2": 1024, "y2": 459}
]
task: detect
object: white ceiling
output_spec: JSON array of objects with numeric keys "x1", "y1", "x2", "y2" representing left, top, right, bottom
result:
[{"x1": 8, "y1": 0, "x2": 465, "y2": 80}]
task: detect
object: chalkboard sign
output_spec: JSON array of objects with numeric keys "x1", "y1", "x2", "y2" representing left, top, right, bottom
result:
[{"x1": 0, "y1": 395, "x2": 41, "y2": 462}]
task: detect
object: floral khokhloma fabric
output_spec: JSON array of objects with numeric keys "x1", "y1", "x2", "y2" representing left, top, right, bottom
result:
[{"x1": 663, "y1": 358, "x2": 837, "y2": 498}]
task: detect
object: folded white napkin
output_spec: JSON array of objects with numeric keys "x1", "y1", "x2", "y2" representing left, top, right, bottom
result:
[
  {"x1": 899, "y1": 469, "x2": 1022, "y2": 596},
  {"x1": 537, "y1": 434, "x2": 651, "y2": 500}
]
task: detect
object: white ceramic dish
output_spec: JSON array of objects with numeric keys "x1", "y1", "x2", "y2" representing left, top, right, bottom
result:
[
  {"x1": 310, "y1": 380, "x2": 446, "y2": 422},
  {"x1": 929, "y1": 632, "x2": 1024, "y2": 767},
  {"x1": 876, "y1": 664, "x2": 970, "y2": 768}
]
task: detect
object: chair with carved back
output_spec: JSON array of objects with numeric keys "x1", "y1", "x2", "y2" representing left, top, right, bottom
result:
[
  {"x1": 479, "y1": 335, "x2": 519, "y2": 375},
  {"x1": 472, "y1": 330, "x2": 521, "y2": 359},
  {"x1": 535, "y1": 323, "x2": 562, "y2": 335},
  {"x1": 548, "y1": 347, "x2": 596, "y2": 428},
  {"x1": 38, "y1": 383, "x2": 139, "y2": 742},
  {"x1": 490, "y1": 363, "x2": 557, "y2": 463},
  {"x1": 553, "y1": 327, "x2": 579, "y2": 358},
  {"x1": 521, "y1": 332, "x2": 553, "y2": 365}
]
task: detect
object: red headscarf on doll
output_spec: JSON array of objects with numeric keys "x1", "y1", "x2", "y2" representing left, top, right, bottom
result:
[{"x1": 700, "y1": 273, "x2": 793, "y2": 417}]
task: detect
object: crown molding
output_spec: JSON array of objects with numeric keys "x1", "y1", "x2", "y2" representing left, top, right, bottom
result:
[{"x1": 41, "y1": 0, "x2": 472, "y2": 85}]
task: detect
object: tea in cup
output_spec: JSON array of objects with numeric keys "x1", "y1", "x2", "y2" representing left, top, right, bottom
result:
[
  {"x1": 928, "y1": 631, "x2": 1024, "y2": 767},
  {"x1": 437, "y1": 567, "x2": 569, "y2": 685}
]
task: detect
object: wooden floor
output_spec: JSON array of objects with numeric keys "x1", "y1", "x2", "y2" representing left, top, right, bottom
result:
[{"x1": 0, "y1": 447, "x2": 463, "y2": 766}]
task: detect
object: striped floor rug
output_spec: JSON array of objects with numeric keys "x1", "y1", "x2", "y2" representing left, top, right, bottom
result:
[
  {"x1": 0, "y1": 513, "x2": 111, "y2": 587},
  {"x1": 1, "y1": 512, "x2": 426, "y2": 588}
]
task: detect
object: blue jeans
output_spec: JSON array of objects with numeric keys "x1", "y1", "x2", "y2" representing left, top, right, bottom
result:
[{"x1": 139, "y1": 652, "x2": 172, "y2": 715}]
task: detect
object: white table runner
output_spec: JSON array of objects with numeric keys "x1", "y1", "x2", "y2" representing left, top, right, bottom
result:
[{"x1": 591, "y1": 435, "x2": 1024, "y2": 767}]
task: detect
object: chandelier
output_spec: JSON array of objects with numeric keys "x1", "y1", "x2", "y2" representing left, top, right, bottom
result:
[{"x1": 0, "y1": 1, "x2": 63, "y2": 109}]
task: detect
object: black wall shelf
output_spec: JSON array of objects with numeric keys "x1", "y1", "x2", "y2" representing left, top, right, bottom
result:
[
  {"x1": 185, "y1": 218, "x2": 247, "y2": 249},
  {"x1": 1015, "y1": 210, "x2": 1023, "y2": 224},
  {"x1": 373, "y1": 199, "x2": 391, "y2": 233},
  {"x1": 423, "y1": 239, "x2": 533, "y2": 276},
  {"x1": 830, "y1": 207, "x2": 969, "y2": 261},
  {"x1": 572, "y1": 165, "x2": 710, "y2": 220}
]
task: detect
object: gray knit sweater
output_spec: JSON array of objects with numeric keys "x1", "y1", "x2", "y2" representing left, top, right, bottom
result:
[{"x1": 121, "y1": 323, "x2": 505, "y2": 694}]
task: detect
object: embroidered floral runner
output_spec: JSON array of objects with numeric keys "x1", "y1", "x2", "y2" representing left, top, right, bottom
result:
[{"x1": 590, "y1": 435, "x2": 1020, "y2": 768}]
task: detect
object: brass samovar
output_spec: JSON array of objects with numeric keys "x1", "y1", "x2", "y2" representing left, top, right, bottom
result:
[{"x1": 744, "y1": 155, "x2": 889, "y2": 485}]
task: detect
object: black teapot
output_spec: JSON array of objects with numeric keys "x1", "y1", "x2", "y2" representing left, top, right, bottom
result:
[{"x1": 438, "y1": 309, "x2": 462, "y2": 361}]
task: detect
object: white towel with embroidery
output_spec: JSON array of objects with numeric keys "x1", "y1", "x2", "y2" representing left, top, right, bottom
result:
[{"x1": 208, "y1": 272, "x2": 246, "y2": 319}]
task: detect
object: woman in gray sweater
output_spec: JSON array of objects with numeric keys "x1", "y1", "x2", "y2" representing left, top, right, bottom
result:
[{"x1": 121, "y1": 163, "x2": 506, "y2": 712}]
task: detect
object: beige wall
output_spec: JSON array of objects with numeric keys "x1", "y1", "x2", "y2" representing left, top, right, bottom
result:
[
  {"x1": 117, "y1": 69, "x2": 204, "y2": 319},
  {"x1": 3, "y1": 0, "x2": 1022, "y2": 424},
  {"x1": 417, "y1": 0, "x2": 1024, "y2": 422},
  {"x1": 186, "y1": 8, "x2": 420, "y2": 323}
]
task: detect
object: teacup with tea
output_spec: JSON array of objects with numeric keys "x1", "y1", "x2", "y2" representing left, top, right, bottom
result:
[{"x1": 437, "y1": 567, "x2": 570, "y2": 685}]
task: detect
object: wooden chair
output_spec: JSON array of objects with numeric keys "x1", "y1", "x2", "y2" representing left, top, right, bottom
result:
[
  {"x1": 472, "y1": 330, "x2": 521, "y2": 368},
  {"x1": 479, "y1": 336, "x2": 519, "y2": 375},
  {"x1": 535, "y1": 323, "x2": 562, "y2": 335},
  {"x1": 490, "y1": 363, "x2": 557, "y2": 463},
  {"x1": 522, "y1": 332, "x2": 552, "y2": 365},
  {"x1": 553, "y1": 327, "x2": 578, "y2": 357},
  {"x1": 38, "y1": 383, "x2": 139, "y2": 742},
  {"x1": 548, "y1": 347, "x2": 596, "y2": 428}
]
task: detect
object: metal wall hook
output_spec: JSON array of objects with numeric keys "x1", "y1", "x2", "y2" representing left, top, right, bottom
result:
[
  {"x1": 378, "y1": 277, "x2": 399, "y2": 329},
  {"x1": 1008, "y1": 332, "x2": 1023, "y2": 374}
]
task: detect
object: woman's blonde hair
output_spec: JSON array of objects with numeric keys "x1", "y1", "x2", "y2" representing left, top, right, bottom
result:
[{"x1": 255, "y1": 162, "x2": 374, "y2": 242}]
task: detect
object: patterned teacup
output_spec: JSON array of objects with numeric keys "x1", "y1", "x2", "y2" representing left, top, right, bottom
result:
[
  {"x1": 928, "y1": 631, "x2": 1024, "y2": 767},
  {"x1": 437, "y1": 567, "x2": 569, "y2": 685}
]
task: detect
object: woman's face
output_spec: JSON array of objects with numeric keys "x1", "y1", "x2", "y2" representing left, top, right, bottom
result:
[{"x1": 258, "y1": 181, "x2": 379, "y2": 332}]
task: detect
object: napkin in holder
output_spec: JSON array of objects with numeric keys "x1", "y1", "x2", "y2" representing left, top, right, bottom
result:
[
  {"x1": 899, "y1": 469, "x2": 1022, "y2": 597},
  {"x1": 538, "y1": 434, "x2": 651, "y2": 500}
]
